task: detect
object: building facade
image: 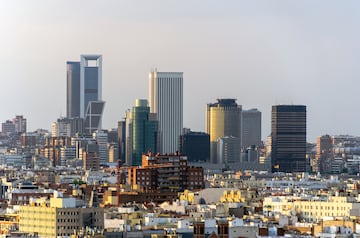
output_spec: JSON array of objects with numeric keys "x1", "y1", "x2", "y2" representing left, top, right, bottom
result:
[
  {"x1": 241, "y1": 109, "x2": 261, "y2": 148},
  {"x1": 125, "y1": 99, "x2": 159, "y2": 166},
  {"x1": 19, "y1": 197, "x2": 104, "y2": 238},
  {"x1": 271, "y1": 105, "x2": 307, "y2": 173},
  {"x1": 179, "y1": 131, "x2": 210, "y2": 162},
  {"x1": 66, "y1": 55, "x2": 104, "y2": 135},
  {"x1": 206, "y1": 99, "x2": 242, "y2": 164},
  {"x1": 149, "y1": 70, "x2": 183, "y2": 154},
  {"x1": 66, "y1": 61, "x2": 81, "y2": 118}
]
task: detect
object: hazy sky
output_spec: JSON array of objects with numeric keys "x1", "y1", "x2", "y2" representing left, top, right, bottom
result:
[{"x1": 1, "y1": 1, "x2": 360, "y2": 142}]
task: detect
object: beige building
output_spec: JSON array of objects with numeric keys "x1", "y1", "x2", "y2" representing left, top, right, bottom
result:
[
  {"x1": 19, "y1": 196, "x2": 104, "y2": 238},
  {"x1": 263, "y1": 195, "x2": 360, "y2": 222}
]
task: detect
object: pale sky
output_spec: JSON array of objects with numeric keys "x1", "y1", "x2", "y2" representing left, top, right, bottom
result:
[{"x1": 1, "y1": 1, "x2": 360, "y2": 142}]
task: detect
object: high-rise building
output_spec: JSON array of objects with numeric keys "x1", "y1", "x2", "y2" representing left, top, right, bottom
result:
[
  {"x1": 314, "y1": 134, "x2": 333, "y2": 174},
  {"x1": 271, "y1": 105, "x2": 307, "y2": 173},
  {"x1": 206, "y1": 99, "x2": 242, "y2": 163},
  {"x1": 117, "y1": 120, "x2": 126, "y2": 163},
  {"x1": 93, "y1": 129, "x2": 109, "y2": 165},
  {"x1": 66, "y1": 61, "x2": 81, "y2": 118},
  {"x1": 1, "y1": 120, "x2": 15, "y2": 135},
  {"x1": 125, "y1": 99, "x2": 159, "y2": 166},
  {"x1": 149, "y1": 70, "x2": 183, "y2": 154},
  {"x1": 66, "y1": 55, "x2": 104, "y2": 135},
  {"x1": 241, "y1": 109, "x2": 261, "y2": 148},
  {"x1": 13, "y1": 115, "x2": 27, "y2": 134}
]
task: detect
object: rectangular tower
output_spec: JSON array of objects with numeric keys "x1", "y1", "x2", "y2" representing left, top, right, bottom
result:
[
  {"x1": 271, "y1": 105, "x2": 307, "y2": 173},
  {"x1": 149, "y1": 70, "x2": 183, "y2": 154},
  {"x1": 241, "y1": 109, "x2": 261, "y2": 149},
  {"x1": 80, "y1": 55, "x2": 102, "y2": 118},
  {"x1": 66, "y1": 61, "x2": 81, "y2": 118}
]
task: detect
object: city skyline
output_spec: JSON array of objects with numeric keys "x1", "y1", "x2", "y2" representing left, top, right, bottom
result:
[{"x1": 1, "y1": 1, "x2": 360, "y2": 142}]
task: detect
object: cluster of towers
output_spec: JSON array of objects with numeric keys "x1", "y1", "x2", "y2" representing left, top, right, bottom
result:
[{"x1": 63, "y1": 54, "x2": 307, "y2": 173}]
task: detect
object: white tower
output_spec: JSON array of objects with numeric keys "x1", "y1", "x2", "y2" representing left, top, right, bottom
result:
[{"x1": 149, "y1": 69, "x2": 183, "y2": 153}]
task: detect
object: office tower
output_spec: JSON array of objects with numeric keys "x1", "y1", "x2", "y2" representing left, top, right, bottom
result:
[
  {"x1": 117, "y1": 120, "x2": 126, "y2": 163},
  {"x1": 66, "y1": 61, "x2": 81, "y2": 118},
  {"x1": 315, "y1": 135, "x2": 333, "y2": 174},
  {"x1": 13, "y1": 115, "x2": 27, "y2": 133},
  {"x1": 125, "y1": 99, "x2": 159, "y2": 166},
  {"x1": 217, "y1": 136, "x2": 241, "y2": 164},
  {"x1": 206, "y1": 99, "x2": 242, "y2": 163},
  {"x1": 149, "y1": 70, "x2": 183, "y2": 154},
  {"x1": 108, "y1": 143, "x2": 119, "y2": 163},
  {"x1": 51, "y1": 118, "x2": 71, "y2": 138},
  {"x1": 93, "y1": 129, "x2": 109, "y2": 165},
  {"x1": 83, "y1": 143, "x2": 100, "y2": 171},
  {"x1": 1, "y1": 120, "x2": 15, "y2": 135},
  {"x1": 241, "y1": 109, "x2": 261, "y2": 148},
  {"x1": 66, "y1": 55, "x2": 104, "y2": 135},
  {"x1": 271, "y1": 105, "x2": 307, "y2": 173},
  {"x1": 69, "y1": 117, "x2": 84, "y2": 136},
  {"x1": 179, "y1": 131, "x2": 210, "y2": 162}
]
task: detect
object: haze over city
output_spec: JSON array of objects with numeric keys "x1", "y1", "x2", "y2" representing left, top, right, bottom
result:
[{"x1": 1, "y1": 1, "x2": 360, "y2": 141}]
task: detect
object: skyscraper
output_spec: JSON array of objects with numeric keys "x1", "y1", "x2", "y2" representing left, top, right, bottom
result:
[
  {"x1": 149, "y1": 70, "x2": 183, "y2": 154},
  {"x1": 125, "y1": 99, "x2": 159, "y2": 166},
  {"x1": 66, "y1": 61, "x2": 80, "y2": 118},
  {"x1": 80, "y1": 55, "x2": 102, "y2": 118},
  {"x1": 66, "y1": 55, "x2": 104, "y2": 135},
  {"x1": 206, "y1": 99, "x2": 242, "y2": 163},
  {"x1": 271, "y1": 105, "x2": 307, "y2": 173},
  {"x1": 241, "y1": 109, "x2": 261, "y2": 149}
]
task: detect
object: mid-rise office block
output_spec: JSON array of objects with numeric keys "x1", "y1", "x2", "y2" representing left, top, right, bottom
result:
[
  {"x1": 206, "y1": 99, "x2": 242, "y2": 163},
  {"x1": 83, "y1": 144, "x2": 100, "y2": 171},
  {"x1": 271, "y1": 105, "x2": 307, "y2": 173},
  {"x1": 314, "y1": 134, "x2": 333, "y2": 174},
  {"x1": 1, "y1": 120, "x2": 15, "y2": 135},
  {"x1": 13, "y1": 115, "x2": 27, "y2": 133},
  {"x1": 241, "y1": 109, "x2": 261, "y2": 148},
  {"x1": 179, "y1": 131, "x2": 210, "y2": 162},
  {"x1": 51, "y1": 118, "x2": 71, "y2": 138},
  {"x1": 217, "y1": 136, "x2": 241, "y2": 164},
  {"x1": 149, "y1": 70, "x2": 183, "y2": 154},
  {"x1": 93, "y1": 129, "x2": 109, "y2": 165}
]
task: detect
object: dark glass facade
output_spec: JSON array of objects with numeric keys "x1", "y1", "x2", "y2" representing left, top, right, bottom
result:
[
  {"x1": 179, "y1": 132, "x2": 210, "y2": 162},
  {"x1": 66, "y1": 62, "x2": 80, "y2": 118},
  {"x1": 271, "y1": 105, "x2": 307, "y2": 173},
  {"x1": 84, "y1": 67, "x2": 99, "y2": 112},
  {"x1": 131, "y1": 102, "x2": 158, "y2": 166}
]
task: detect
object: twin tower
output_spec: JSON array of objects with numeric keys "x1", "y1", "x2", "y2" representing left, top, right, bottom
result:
[
  {"x1": 67, "y1": 55, "x2": 184, "y2": 164},
  {"x1": 66, "y1": 55, "x2": 104, "y2": 134}
]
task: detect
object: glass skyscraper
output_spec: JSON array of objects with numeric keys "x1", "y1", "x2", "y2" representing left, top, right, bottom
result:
[
  {"x1": 66, "y1": 55, "x2": 104, "y2": 135},
  {"x1": 126, "y1": 99, "x2": 159, "y2": 166},
  {"x1": 271, "y1": 105, "x2": 307, "y2": 173}
]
